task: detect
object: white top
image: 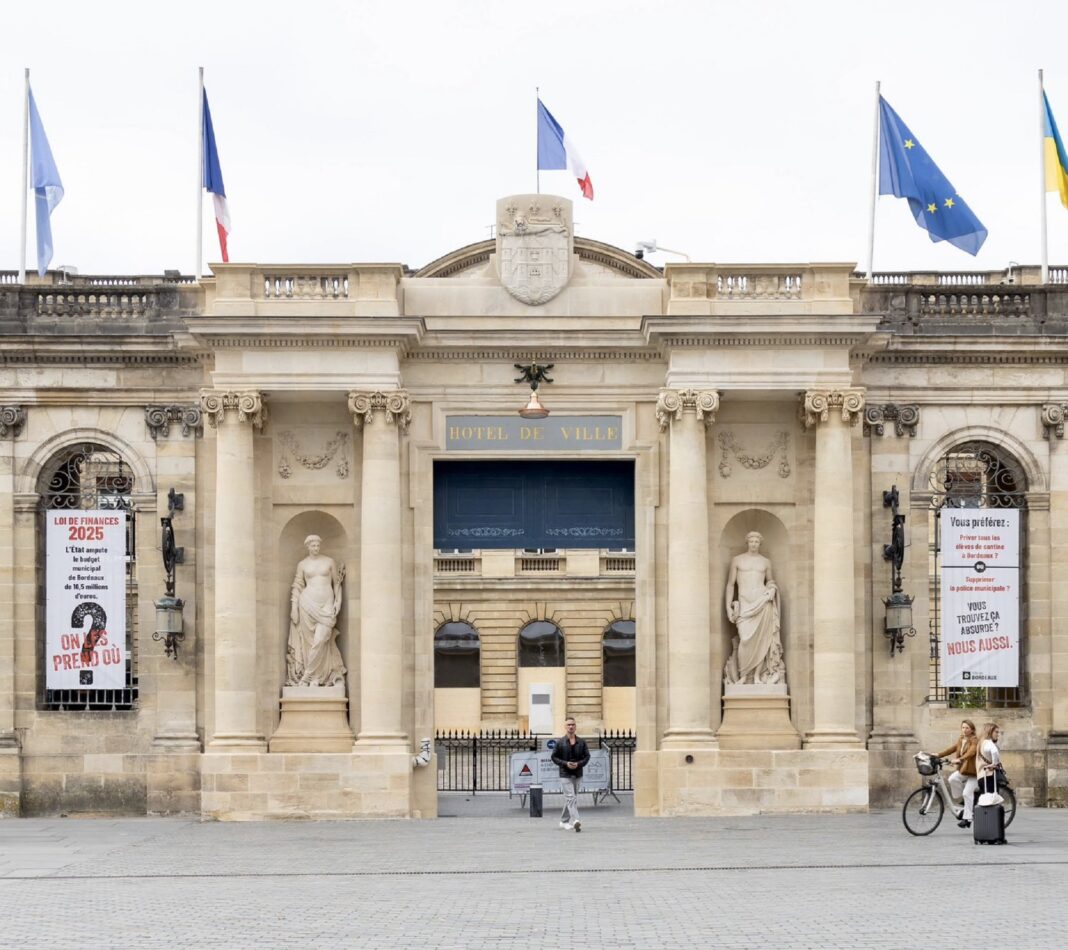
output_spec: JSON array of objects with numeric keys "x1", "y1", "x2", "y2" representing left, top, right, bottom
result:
[{"x1": 977, "y1": 738, "x2": 1001, "y2": 777}]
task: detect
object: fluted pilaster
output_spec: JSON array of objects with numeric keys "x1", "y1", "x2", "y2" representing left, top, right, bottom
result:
[
  {"x1": 803, "y1": 389, "x2": 864, "y2": 748},
  {"x1": 349, "y1": 390, "x2": 410, "y2": 750},
  {"x1": 657, "y1": 389, "x2": 720, "y2": 749},
  {"x1": 201, "y1": 390, "x2": 267, "y2": 751}
]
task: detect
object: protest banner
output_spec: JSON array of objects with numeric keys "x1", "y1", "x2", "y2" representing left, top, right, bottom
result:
[
  {"x1": 939, "y1": 509, "x2": 1019, "y2": 688},
  {"x1": 45, "y1": 510, "x2": 127, "y2": 689}
]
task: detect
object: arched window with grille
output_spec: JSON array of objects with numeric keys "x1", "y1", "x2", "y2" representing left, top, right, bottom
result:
[
  {"x1": 602, "y1": 619, "x2": 635, "y2": 687},
  {"x1": 434, "y1": 621, "x2": 481, "y2": 688},
  {"x1": 517, "y1": 620, "x2": 565, "y2": 668},
  {"x1": 37, "y1": 443, "x2": 138, "y2": 711},
  {"x1": 928, "y1": 440, "x2": 1026, "y2": 709}
]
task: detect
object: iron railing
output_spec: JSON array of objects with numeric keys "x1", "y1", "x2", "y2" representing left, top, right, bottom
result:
[{"x1": 435, "y1": 729, "x2": 636, "y2": 793}]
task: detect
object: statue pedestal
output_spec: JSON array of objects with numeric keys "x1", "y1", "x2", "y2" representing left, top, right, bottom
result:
[
  {"x1": 717, "y1": 684, "x2": 801, "y2": 750},
  {"x1": 269, "y1": 685, "x2": 354, "y2": 753}
]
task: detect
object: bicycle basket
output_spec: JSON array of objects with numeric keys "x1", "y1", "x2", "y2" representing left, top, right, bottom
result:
[{"x1": 914, "y1": 753, "x2": 938, "y2": 776}]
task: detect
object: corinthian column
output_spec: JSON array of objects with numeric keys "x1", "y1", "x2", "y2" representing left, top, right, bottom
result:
[
  {"x1": 802, "y1": 389, "x2": 865, "y2": 748},
  {"x1": 350, "y1": 390, "x2": 410, "y2": 751},
  {"x1": 657, "y1": 388, "x2": 719, "y2": 749},
  {"x1": 201, "y1": 391, "x2": 267, "y2": 751}
]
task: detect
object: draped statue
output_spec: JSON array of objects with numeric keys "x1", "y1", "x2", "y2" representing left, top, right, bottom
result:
[
  {"x1": 285, "y1": 535, "x2": 346, "y2": 687},
  {"x1": 723, "y1": 532, "x2": 787, "y2": 686}
]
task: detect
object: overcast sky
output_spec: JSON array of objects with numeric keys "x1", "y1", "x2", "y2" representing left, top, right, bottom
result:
[{"x1": 3, "y1": 0, "x2": 1068, "y2": 277}]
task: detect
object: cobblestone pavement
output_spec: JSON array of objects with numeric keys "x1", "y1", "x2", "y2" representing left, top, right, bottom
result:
[{"x1": 1, "y1": 798, "x2": 1066, "y2": 949}]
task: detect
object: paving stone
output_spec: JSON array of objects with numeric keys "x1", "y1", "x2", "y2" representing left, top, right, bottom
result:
[{"x1": 0, "y1": 803, "x2": 1065, "y2": 948}]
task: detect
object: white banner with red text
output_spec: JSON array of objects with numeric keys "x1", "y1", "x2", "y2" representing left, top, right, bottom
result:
[
  {"x1": 45, "y1": 510, "x2": 127, "y2": 690},
  {"x1": 939, "y1": 509, "x2": 1019, "y2": 688}
]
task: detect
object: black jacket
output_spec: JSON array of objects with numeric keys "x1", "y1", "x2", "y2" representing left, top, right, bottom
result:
[{"x1": 551, "y1": 735, "x2": 591, "y2": 779}]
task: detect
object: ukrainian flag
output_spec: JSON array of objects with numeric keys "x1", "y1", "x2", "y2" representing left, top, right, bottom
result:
[{"x1": 1044, "y1": 91, "x2": 1068, "y2": 210}]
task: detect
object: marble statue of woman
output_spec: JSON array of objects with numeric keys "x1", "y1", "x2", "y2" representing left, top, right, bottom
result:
[
  {"x1": 723, "y1": 531, "x2": 787, "y2": 686},
  {"x1": 285, "y1": 534, "x2": 346, "y2": 687}
]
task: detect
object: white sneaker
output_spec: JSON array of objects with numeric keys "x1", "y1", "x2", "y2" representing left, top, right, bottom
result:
[
  {"x1": 558, "y1": 821, "x2": 572, "y2": 830},
  {"x1": 573, "y1": 820, "x2": 582, "y2": 832}
]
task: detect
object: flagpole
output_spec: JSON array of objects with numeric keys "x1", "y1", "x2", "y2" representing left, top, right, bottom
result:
[
  {"x1": 865, "y1": 80, "x2": 881, "y2": 282},
  {"x1": 18, "y1": 68, "x2": 29, "y2": 285},
  {"x1": 195, "y1": 66, "x2": 204, "y2": 281},
  {"x1": 535, "y1": 86, "x2": 540, "y2": 194},
  {"x1": 1040, "y1": 68, "x2": 1049, "y2": 285}
]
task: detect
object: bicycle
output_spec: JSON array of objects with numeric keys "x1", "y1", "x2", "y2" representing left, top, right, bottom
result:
[{"x1": 902, "y1": 752, "x2": 1017, "y2": 836}]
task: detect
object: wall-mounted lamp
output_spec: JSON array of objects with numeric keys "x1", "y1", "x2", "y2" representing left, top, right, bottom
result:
[
  {"x1": 153, "y1": 594, "x2": 185, "y2": 659},
  {"x1": 514, "y1": 361, "x2": 554, "y2": 419},
  {"x1": 882, "y1": 485, "x2": 915, "y2": 655},
  {"x1": 153, "y1": 490, "x2": 187, "y2": 659}
]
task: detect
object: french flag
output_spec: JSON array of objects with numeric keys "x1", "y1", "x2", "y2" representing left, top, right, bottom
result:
[
  {"x1": 202, "y1": 89, "x2": 230, "y2": 262},
  {"x1": 537, "y1": 99, "x2": 594, "y2": 201}
]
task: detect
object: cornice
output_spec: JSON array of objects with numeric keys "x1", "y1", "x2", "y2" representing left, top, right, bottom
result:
[
  {"x1": 406, "y1": 347, "x2": 662, "y2": 362},
  {"x1": 869, "y1": 351, "x2": 1068, "y2": 366},
  {"x1": 199, "y1": 335, "x2": 419, "y2": 350}
]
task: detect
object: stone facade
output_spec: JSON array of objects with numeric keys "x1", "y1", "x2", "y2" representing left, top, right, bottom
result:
[{"x1": 2, "y1": 203, "x2": 1068, "y2": 818}]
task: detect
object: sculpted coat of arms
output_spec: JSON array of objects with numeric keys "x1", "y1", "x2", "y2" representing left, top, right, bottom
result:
[{"x1": 495, "y1": 194, "x2": 574, "y2": 305}]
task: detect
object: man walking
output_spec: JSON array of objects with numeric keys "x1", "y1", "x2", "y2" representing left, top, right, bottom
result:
[{"x1": 551, "y1": 716, "x2": 590, "y2": 832}]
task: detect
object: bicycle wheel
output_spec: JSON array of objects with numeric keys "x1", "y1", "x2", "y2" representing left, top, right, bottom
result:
[
  {"x1": 902, "y1": 786, "x2": 944, "y2": 835},
  {"x1": 1001, "y1": 787, "x2": 1017, "y2": 828}
]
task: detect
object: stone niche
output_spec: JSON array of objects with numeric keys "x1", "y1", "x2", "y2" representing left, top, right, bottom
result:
[
  {"x1": 269, "y1": 510, "x2": 356, "y2": 752},
  {"x1": 715, "y1": 509, "x2": 801, "y2": 750}
]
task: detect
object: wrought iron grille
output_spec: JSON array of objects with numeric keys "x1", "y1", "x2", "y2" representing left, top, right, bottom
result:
[
  {"x1": 435, "y1": 729, "x2": 636, "y2": 793},
  {"x1": 927, "y1": 441, "x2": 1026, "y2": 709},
  {"x1": 37, "y1": 444, "x2": 139, "y2": 711}
]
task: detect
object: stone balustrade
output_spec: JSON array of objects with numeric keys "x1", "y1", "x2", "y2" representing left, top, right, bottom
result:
[
  {"x1": 664, "y1": 263, "x2": 855, "y2": 315},
  {"x1": 3, "y1": 263, "x2": 1068, "y2": 332},
  {"x1": 209, "y1": 264, "x2": 404, "y2": 317}
]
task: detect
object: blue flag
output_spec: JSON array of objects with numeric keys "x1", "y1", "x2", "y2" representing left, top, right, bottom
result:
[
  {"x1": 28, "y1": 88, "x2": 64, "y2": 276},
  {"x1": 878, "y1": 96, "x2": 987, "y2": 256}
]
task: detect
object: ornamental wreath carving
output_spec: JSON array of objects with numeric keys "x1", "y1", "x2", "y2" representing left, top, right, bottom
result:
[
  {"x1": 717, "y1": 430, "x2": 791, "y2": 479},
  {"x1": 277, "y1": 430, "x2": 350, "y2": 479}
]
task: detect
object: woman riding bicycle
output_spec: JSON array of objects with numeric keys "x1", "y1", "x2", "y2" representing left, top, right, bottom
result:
[{"x1": 936, "y1": 719, "x2": 977, "y2": 828}]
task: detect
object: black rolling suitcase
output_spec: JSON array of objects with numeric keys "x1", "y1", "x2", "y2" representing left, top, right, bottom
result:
[{"x1": 973, "y1": 802, "x2": 1006, "y2": 845}]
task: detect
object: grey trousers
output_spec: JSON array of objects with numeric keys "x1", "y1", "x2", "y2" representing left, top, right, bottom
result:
[{"x1": 559, "y1": 775, "x2": 581, "y2": 825}]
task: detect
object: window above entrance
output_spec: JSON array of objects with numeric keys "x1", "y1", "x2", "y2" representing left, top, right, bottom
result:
[{"x1": 434, "y1": 460, "x2": 634, "y2": 550}]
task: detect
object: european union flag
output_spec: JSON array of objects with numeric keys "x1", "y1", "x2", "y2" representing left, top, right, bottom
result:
[{"x1": 878, "y1": 96, "x2": 987, "y2": 256}]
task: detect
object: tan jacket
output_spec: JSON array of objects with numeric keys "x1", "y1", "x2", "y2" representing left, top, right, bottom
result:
[{"x1": 937, "y1": 735, "x2": 977, "y2": 777}]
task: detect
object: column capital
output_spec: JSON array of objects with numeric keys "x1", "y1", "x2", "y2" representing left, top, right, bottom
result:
[
  {"x1": 348, "y1": 390, "x2": 411, "y2": 433},
  {"x1": 655, "y1": 388, "x2": 719, "y2": 432},
  {"x1": 145, "y1": 404, "x2": 204, "y2": 440},
  {"x1": 0, "y1": 406, "x2": 26, "y2": 439},
  {"x1": 1042, "y1": 403, "x2": 1067, "y2": 440},
  {"x1": 199, "y1": 390, "x2": 267, "y2": 430},
  {"x1": 863, "y1": 403, "x2": 919, "y2": 438},
  {"x1": 802, "y1": 389, "x2": 865, "y2": 429}
]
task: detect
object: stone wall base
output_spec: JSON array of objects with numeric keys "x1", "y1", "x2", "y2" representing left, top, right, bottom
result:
[
  {"x1": 200, "y1": 750, "x2": 414, "y2": 820},
  {"x1": 636, "y1": 748, "x2": 869, "y2": 816},
  {"x1": 0, "y1": 747, "x2": 21, "y2": 817},
  {"x1": 1047, "y1": 734, "x2": 1068, "y2": 807},
  {"x1": 866, "y1": 731, "x2": 918, "y2": 808}
]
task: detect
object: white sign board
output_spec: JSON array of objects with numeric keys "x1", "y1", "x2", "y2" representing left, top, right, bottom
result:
[
  {"x1": 939, "y1": 509, "x2": 1019, "y2": 688},
  {"x1": 46, "y1": 510, "x2": 127, "y2": 690},
  {"x1": 510, "y1": 749, "x2": 611, "y2": 794}
]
